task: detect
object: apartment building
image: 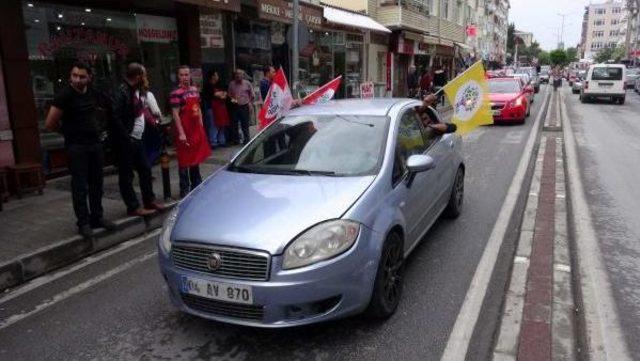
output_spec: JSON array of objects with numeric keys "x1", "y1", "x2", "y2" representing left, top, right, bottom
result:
[{"x1": 582, "y1": 0, "x2": 628, "y2": 60}]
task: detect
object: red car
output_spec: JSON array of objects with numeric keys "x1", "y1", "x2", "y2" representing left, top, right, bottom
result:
[{"x1": 488, "y1": 77, "x2": 530, "y2": 124}]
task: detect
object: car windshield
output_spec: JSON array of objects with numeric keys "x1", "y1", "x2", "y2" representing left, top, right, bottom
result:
[
  {"x1": 229, "y1": 114, "x2": 390, "y2": 176},
  {"x1": 489, "y1": 80, "x2": 521, "y2": 93},
  {"x1": 592, "y1": 67, "x2": 623, "y2": 81}
]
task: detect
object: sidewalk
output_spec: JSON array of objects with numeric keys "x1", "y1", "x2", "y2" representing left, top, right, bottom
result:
[
  {"x1": 0, "y1": 143, "x2": 242, "y2": 292},
  {"x1": 492, "y1": 90, "x2": 577, "y2": 360}
]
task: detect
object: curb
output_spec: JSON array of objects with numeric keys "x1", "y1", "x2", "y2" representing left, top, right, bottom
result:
[{"x1": 0, "y1": 201, "x2": 178, "y2": 293}]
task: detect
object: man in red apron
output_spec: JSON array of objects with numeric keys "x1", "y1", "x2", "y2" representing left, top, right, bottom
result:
[{"x1": 170, "y1": 66, "x2": 212, "y2": 198}]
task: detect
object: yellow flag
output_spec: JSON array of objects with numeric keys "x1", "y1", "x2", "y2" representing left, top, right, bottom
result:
[{"x1": 442, "y1": 61, "x2": 493, "y2": 135}]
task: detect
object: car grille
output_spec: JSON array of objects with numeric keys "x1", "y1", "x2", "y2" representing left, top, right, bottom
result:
[
  {"x1": 491, "y1": 103, "x2": 505, "y2": 110},
  {"x1": 171, "y1": 244, "x2": 270, "y2": 281},
  {"x1": 182, "y1": 294, "x2": 264, "y2": 321}
]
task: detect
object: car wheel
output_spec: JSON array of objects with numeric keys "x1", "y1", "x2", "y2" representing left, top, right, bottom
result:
[
  {"x1": 366, "y1": 232, "x2": 404, "y2": 319},
  {"x1": 444, "y1": 167, "x2": 465, "y2": 218},
  {"x1": 619, "y1": 96, "x2": 625, "y2": 105},
  {"x1": 526, "y1": 105, "x2": 531, "y2": 117}
]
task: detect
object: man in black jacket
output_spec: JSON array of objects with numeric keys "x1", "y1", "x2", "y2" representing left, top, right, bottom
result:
[
  {"x1": 111, "y1": 63, "x2": 164, "y2": 217},
  {"x1": 45, "y1": 62, "x2": 117, "y2": 238}
]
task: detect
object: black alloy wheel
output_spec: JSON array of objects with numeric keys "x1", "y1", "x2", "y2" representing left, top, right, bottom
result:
[{"x1": 366, "y1": 233, "x2": 404, "y2": 318}]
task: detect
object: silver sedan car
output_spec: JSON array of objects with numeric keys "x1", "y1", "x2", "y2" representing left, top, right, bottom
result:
[{"x1": 158, "y1": 99, "x2": 465, "y2": 327}]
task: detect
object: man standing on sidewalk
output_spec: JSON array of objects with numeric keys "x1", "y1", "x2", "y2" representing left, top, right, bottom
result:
[
  {"x1": 260, "y1": 65, "x2": 275, "y2": 101},
  {"x1": 228, "y1": 69, "x2": 254, "y2": 145},
  {"x1": 111, "y1": 63, "x2": 164, "y2": 217},
  {"x1": 45, "y1": 62, "x2": 116, "y2": 238}
]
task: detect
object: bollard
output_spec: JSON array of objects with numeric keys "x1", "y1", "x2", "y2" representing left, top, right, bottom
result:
[{"x1": 160, "y1": 152, "x2": 171, "y2": 201}]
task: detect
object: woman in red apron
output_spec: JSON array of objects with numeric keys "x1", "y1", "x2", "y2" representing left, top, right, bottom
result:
[{"x1": 170, "y1": 66, "x2": 211, "y2": 198}]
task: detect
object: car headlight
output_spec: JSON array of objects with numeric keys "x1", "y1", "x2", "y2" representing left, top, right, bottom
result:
[
  {"x1": 283, "y1": 220, "x2": 360, "y2": 270},
  {"x1": 159, "y1": 207, "x2": 179, "y2": 254}
]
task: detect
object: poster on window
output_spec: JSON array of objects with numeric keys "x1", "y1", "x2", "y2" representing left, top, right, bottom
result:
[
  {"x1": 360, "y1": 82, "x2": 374, "y2": 99},
  {"x1": 200, "y1": 13, "x2": 225, "y2": 49},
  {"x1": 136, "y1": 14, "x2": 178, "y2": 43}
]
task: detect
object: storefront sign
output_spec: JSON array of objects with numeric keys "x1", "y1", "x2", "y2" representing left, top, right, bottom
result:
[
  {"x1": 397, "y1": 37, "x2": 414, "y2": 55},
  {"x1": 360, "y1": 81, "x2": 374, "y2": 99},
  {"x1": 38, "y1": 27, "x2": 129, "y2": 59},
  {"x1": 200, "y1": 13, "x2": 224, "y2": 48},
  {"x1": 136, "y1": 15, "x2": 178, "y2": 43},
  {"x1": 258, "y1": 0, "x2": 323, "y2": 30},
  {"x1": 174, "y1": 0, "x2": 241, "y2": 12}
]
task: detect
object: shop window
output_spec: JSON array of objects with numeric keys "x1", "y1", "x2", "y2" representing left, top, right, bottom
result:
[{"x1": 22, "y1": 1, "x2": 179, "y2": 175}]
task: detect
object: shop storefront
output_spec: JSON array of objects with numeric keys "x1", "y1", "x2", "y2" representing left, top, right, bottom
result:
[{"x1": 22, "y1": 1, "x2": 181, "y2": 175}]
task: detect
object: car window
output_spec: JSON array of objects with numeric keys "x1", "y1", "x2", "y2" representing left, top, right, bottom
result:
[
  {"x1": 392, "y1": 110, "x2": 428, "y2": 185},
  {"x1": 591, "y1": 67, "x2": 623, "y2": 81},
  {"x1": 489, "y1": 80, "x2": 521, "y2": 93}
]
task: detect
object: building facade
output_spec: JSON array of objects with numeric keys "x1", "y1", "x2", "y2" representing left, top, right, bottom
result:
[{"x1": 582, "y1": 0, "x2": 628, "y2": 60}]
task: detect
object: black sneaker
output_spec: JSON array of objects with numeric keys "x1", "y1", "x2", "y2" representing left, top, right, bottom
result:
[
  {"x1": 79, "y1": 224, "x2": 93, "y2": 238},
  {"x1": 90, "y1": 218, "x2": 117, "y2": 231}
]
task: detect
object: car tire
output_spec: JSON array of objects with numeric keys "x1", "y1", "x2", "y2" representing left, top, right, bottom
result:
[
  {"x1": 619, "y1": 96, "x2": 625, "y2": 105},
  {"x1": 444, "y1": 167, "x2": 465, "y2": 219},
  {"x1": 366, "y1": 232, "x2": 404, "y2": 319},
  {"x1": 526, "y1": 105, "x2": 531, "y2": 117}
]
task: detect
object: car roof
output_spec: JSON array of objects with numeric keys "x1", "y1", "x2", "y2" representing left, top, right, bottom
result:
[{"x1": 286, "y1": 98, "x2": 416, "y2": 117}]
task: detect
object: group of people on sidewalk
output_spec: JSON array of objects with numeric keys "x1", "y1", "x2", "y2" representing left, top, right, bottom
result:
[
  {"x1": 407, "y1": 65, "x2": 449, "y2": 99},
  {"x1": 44, "y1": 62, "x2": 235, "y2": 238}
]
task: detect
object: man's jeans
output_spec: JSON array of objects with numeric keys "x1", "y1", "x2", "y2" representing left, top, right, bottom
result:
[
  {"x1": 232, "y1": 104, "x2": 251, "y2": 144},
  {"x1": 204, "y1": 108, "x2": 226, "y2": 146},
  {"x1": 68, "y1": 143, "x2": 104, "y2": 227},
  {"x1": 116, "y1": 138, "x2": 156, "y2": 212}
]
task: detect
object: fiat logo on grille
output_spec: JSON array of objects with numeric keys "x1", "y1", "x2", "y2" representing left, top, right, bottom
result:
[{"x1": 207, "y1": 252, "x2": 223, "y2": 271}]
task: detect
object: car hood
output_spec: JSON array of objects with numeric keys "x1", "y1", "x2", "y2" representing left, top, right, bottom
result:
[
  {"x1": 489, "y1": 93, "x2": 518, "y2": 103},
  {"x1": 172, "y1": 170, "x2": 376, "y2": 255}
]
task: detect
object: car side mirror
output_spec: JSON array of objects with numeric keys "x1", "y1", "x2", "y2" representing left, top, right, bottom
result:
[{"x1": 406, "y1": 154, "x2": 435, "y2": 188}]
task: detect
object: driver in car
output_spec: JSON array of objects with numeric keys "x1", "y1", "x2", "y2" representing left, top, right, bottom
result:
[{"x1": 415, "y1": 93, "x2": 457, "y2": 134}]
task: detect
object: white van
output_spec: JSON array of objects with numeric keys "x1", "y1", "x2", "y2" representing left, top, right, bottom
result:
[{"x1": 580, "y1": 64, "x2": 627, "y2": 104}]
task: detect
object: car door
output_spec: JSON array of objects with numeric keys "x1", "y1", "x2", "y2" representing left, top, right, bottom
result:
[
  {"x1": 392, "y1": 108, "x2": 442, "y2": 252},
  {"x1": 422, "y1": 119, "x2": 456, "y2": 219}
]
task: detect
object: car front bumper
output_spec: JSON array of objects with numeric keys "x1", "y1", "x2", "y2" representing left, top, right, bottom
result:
[
  {"x1": 494, "y1": 107, "x2": 525, "y2": 122},
  {"x1": 158, "y1": 226, "x2": 384, "y2": 328}
]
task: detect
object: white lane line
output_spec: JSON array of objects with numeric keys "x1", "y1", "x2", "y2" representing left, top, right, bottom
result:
[
  {"x1": 441, "y1": 87, "x2": 550, "y2": 361},
  {"x1": 561, "y1": 92, "x2": 632, "y2": 360},
  {"x1": 0, "y1": 229, "x2": 160, "y2": 305},
  {"x1": 0, "y1": 251, "x2": 157, "y2": 331}
]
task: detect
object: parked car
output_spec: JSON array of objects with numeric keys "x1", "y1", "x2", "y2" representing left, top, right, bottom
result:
[
  {"x1": 158, "y1": 99, "x2": 465, "y2": 327},
  {"x1": 520, "y1": 67, "x2": 540, "y2": 93},
  {"x1": 539, "y1": 66, "x2": 551, "y2": 83},
  {"x1": 580, "y1": 63, "x2": 627, "y2": 104},
  {"x1": 626, "y1": 68, "x2": 639, "y2": 89},
  {"x1": 511, "y1": 73, "x2": 535, "y2": 104},
  {"x1": 489, "y1": 77, "x2": 531, "y2": 124}
]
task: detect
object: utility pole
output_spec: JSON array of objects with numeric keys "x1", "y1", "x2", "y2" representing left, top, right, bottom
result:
[
  {"x1": 292, "y1": 0, "x2": 299, "y2": 93},
  {"x1": 558, "y1": 13, "x2": 568, "y2": 49}
]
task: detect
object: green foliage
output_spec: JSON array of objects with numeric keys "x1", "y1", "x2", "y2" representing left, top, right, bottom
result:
[
  {"x1": 595, "y1": 46, "x2": 627, "y2": 63},
  {"x1": 550, "y1": 49, "x2": 568, "y2": 66},
  {"x1": 538, "y1": 51, "x2": 551, "y2": 65},
  {"x1": 565, "y1": 47, "x2": 578, "y2": 62}
]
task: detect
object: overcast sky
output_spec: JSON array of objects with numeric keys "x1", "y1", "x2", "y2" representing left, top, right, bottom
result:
[{"x1": 509, "y1": 0, "x2": 591, "y2": 51}]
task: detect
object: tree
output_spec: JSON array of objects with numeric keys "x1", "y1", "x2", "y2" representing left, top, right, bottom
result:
[
  {"x1": 507, "y1": 23, "x2": 515, "y2": 55},
  {"x1": 550, "y1": 49, "x2": 568, "y2": 66},
  {"x1": 566, "y1": 47, "x2": 578, "y2": 62},
  {"x1": 595, "y1": 46, "x2": 626, "y2": 63},
  {"x1": 538, "y1": 51, "x2": 551, "y2": 65}
]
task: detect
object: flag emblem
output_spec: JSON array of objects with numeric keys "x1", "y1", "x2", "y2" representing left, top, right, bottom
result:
[{"x1": 442, "y1": 61, "x2": 493, "y2": 134}]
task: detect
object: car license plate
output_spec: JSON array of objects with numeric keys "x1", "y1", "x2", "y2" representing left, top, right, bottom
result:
[
  {"x1": 181, "y1": 276, "x2": 254, "y2": 305},
  {"x1": 598, "y1": 82, "x2": 613, "y2": 87}
]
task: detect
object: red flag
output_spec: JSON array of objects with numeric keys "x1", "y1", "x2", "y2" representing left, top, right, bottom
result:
[
  {"x1": 258, "y1": 68, "x2": 293, "y2": 129},
  {"x1": 302, "y1": 76, "x2": 342, "y2": 105}
]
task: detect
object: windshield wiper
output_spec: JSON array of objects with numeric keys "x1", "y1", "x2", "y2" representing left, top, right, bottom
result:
[{"x1": 287, "y1": 169, "x2": 338, "y2": 176}]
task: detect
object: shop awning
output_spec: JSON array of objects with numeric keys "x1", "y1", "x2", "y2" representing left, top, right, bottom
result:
[
  {"x1": 323, "y1": 6, "x2": 391, "y2": 33},
  {"x1": 455, "y1": 42, "x2": 473, "y2": 51}
]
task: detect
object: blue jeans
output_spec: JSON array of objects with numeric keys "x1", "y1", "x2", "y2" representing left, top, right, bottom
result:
[{"x1": 203, "y1": 108, "x2": 217, "y2": 147}]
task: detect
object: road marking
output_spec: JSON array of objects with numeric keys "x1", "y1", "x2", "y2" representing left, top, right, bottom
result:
[
  {"x1": 0, "y1": 229, "x2": 160, "y2": 305},
  {"x1": 441, "y1": 86, "x2": 550, "y2": 361},
  {"x1": 561, "y1": 91, "x2": 632, "y2": 360},
  {"x1": 0, "y1": 251, "x2": 156, "y2": 331},
  {"x1": 514, "y1": 256, "x2": 529, "y2": 264}
]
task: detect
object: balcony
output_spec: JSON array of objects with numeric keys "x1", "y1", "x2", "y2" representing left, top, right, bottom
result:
[{"x1": 376, "y1": 1, "x2": 438, "y2": 34}]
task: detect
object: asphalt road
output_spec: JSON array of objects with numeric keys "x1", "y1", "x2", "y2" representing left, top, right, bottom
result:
[
  {"x1": 564, "y1": 86, "x2": 640, "y2": 357},
  {"x1": 0, "y1": 91, "x2": 546, "y2": 361}
]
